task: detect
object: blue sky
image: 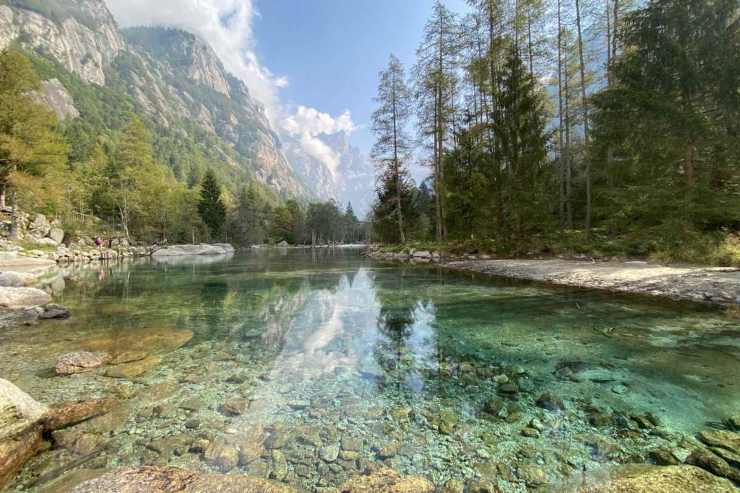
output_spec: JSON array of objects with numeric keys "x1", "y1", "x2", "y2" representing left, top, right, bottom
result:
[{"x1": 252, "y1": 0, "x2": 469, "y2": 153}]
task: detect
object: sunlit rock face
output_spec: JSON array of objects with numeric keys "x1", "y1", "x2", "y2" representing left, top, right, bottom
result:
[
  {"x1": 0, "y1": 2, "x2": 310, "y2": 199},
  {"x1": 0, "y1": 1, "x2": 124, "y2": 86}
]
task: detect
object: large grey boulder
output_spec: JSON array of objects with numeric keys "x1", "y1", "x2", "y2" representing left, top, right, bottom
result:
[
  {"x1": 0, "y1": 379, "x2": 47, "y2": 441},
  {"x1": 48, "y1": 227, "x2": 65, "y2": 244},
  {"x1": 0, "y1": 287, "x2": 51, "y2": 309},
  {"x1": 151, "y1": 243, "x2": 235, "y2": 258}
]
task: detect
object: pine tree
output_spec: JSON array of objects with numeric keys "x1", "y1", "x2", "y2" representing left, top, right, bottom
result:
[
  {"x1": 198, "y1": 169, "x2": 226, "y2": 240},
  {"x1": 371, "y1": 54, "x2": 414, "y2": 244}
]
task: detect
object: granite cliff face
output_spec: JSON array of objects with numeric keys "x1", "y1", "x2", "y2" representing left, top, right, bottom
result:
[
  {"x1": 0, "y1": 0, "x2": 308, "y2": 198},
  {"x1": 0, "y1": 1, "x2": 124, "y2": 86}
]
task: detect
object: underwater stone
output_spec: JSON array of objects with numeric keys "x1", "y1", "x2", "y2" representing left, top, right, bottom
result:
[
  {"x1": 536, "y1": 392, "x2": 565, "y2": 411},
  {"x1": 338, "y1": 467, "x2": 434, "y2": 493},
  {"x1": 577, "y1": 465, "x2": 736, "y2": 493},
  {"x1": 55, "y1": 351, "x2": 110, "y2": 375},
  {"x1": 320, "y1": 444, "x2": 340, "y2": 462},
  {"x1": 521, "y1": 427, "x2": 539, "y2": 437},
  {"x1": 649, "y1": 448, "x2": 680, "y2": 466},
  {"x1": 222, "y1": 398, "x2": 249, "y2": 416},
  {"x1": 697, "y1": 430, "x2": 740, "y2": 454},
  {"x1": 686, "y1": 448, "x2": 740, "y2": 483},
  {"x1": 377, "y1": 441, "x2": 400, "y2": 459},
  {"x1": 204, "y1": 440, "x2": 239, "y2": 472},
  {"x1": 518, "y1": 464, "x2": 547, "y2": 486},
  {"x1": 442, "y1": 478, "x2": 464, "y2": 493},
  {"x1": 728, "y1": 415, "x2": 740, "y2": 431}
]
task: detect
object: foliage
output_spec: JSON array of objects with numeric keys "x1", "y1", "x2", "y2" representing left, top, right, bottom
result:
[
  {"x1": 198, "y1": 170, "x2": 226, "y2": 239},
  {"x1": 0, "y1": 49, "x2": 68, "y2": 209},
  {"x1": 370, "y1": 0, "x2": 740, "y2": 266}
]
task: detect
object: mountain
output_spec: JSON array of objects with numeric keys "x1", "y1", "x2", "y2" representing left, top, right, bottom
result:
[
  {"x1": 284, "y1": 131, "x2": 376, "y2": 217},
  {"x1": 0, "y1": 0, "x2": 308, "y2": 198}
]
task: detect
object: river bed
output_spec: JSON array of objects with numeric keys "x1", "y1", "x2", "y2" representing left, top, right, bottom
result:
[{"x1": 1, "y1": 249, "x2": 738, "y2": 491}]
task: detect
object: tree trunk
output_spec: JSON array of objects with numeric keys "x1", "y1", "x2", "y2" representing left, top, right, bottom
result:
[
  {"x1": 391, "y1": 72, "x2": 406, "y2": 245},
  {"x1": 9, "y1": 190, "x2": 18, "y2": 240},
  {"x1": 557, "y1": 0, "x2": 566, "y2": 227},
  {"x1": 0, "y1": 182, "x2": 6, "y2": 210},
  {"x1": 575, "y1": 0, "x2": 592, "y2": 231}
]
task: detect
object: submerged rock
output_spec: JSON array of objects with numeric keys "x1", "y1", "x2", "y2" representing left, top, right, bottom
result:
[
  {"x1": 56, "y1": 351, "x2": 110, "y2": 375},
  {"x1": 338, "y1": 467, "x2": 434, "y2": 493},
  {"x1": 204, "y1": 440, "x2": 239, "y2": 472},
  {"x1": 42, "y1": 398, "x2": 118, "y2": 431},
  {"x1": 697, "y1": 430, "x2": 740, "y2": 454},
  {"x1": 576, "y1": 464, "x2": 736, "y2": 492},
  {"x1": 104, "y1": 355, "x2": 162, "y2": 379},
  {"x1": 686, "y1": 448, "x2": 740, "y2": 483},
  {"x1": 70, "y1": 466, "x2": 297, "y2": 492},
  {"x1": 39, "y1": 303, "x2": 70, "y2": 319},
  {"x1": 536, "y1": 392, "x2": 565, "y2": 411}
]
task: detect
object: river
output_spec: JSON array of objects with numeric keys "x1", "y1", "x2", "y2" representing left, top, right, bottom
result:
[{"x1": 1, "y1": 249, "x2": 738, "y2": 491}]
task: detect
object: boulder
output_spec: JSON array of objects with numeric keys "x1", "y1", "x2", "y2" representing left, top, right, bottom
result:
[
  {"x1": 338, "y1": 468, "x2": 435, "y2": 493},
  {"x1": 56, "y1": 351, "x2": 110, "y2": 375},
  {"x1": 0, "y1": 379, "x2": 47, "y2": 489},
  {"x1": 0, "y1": 286, "x2": 51, "y2": 309},
  {"x1": 28, "y1": 214, "x2": 51, "y2": 237},
  {"x1": 576, "y1": 464, "x2": 736, "y2": 492},
  {"x1": 48, "y1": 227, "x2": 65, "y2": 244},
  {"x1": 70, "y1": 467, "x2": 297, "y2": 493}
]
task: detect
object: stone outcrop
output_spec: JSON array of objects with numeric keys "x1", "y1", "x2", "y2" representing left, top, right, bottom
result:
[
  {"x1": 152, "y1": 243, "x2": 235, "y2": 257},
  {"x1": 0, "y1": 2, "x2": 124, "y2": 86},
  {"x1": 70, "y1": 466, "x2": 297, "y2": 493}
]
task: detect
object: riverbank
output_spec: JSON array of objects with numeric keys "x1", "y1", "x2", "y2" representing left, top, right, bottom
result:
[{"x1": 368, "y1": 248, "x2": 740, "y2": 306}]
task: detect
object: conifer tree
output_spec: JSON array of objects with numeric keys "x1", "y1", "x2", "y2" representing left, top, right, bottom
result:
[
  {"x1": 198, "y1": 169, "x2": 226, "y2": 240},
  {"x1": 371, "y1": 54, "x2": 414, "y2": 244}
]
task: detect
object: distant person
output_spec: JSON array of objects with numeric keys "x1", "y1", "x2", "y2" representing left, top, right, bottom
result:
[{"x1": 95, "y1": 236, "x2": 102, "y2": 251}]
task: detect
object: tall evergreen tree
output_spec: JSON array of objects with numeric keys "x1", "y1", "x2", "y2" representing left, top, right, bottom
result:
[
  {"x1": 198, "y1": 169, "x2": 226, "y2": 240},
  {"x1": 371, "y1": 54, "x2": 414, "y2": 244}
]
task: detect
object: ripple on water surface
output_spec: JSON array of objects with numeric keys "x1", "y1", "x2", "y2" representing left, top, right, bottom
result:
[{"x1": 1, "y1": 249, "x2": 738, "y2": 492}]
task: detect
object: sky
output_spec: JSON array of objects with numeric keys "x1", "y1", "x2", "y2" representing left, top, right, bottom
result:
[{"x1": 104, "y1": 0, "x2": 469, "y2": 180}]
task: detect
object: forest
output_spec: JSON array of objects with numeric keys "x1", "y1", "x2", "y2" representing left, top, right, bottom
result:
[
  {"x1": 370, "y1": 0, "x2": 740, "y2": 265},
  {"x1": 0, "y1": 50, "x2": 367, "y2": 247}
]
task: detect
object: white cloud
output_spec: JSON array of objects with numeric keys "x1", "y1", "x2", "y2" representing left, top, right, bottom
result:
[
  {"x1": 280, "y1": 107, "x2": 357, "y2": 176},
  {"x1": 104, "y1": 0, "x2": 358, "y2": 177}
]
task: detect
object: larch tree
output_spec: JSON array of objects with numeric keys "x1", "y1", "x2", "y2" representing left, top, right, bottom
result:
[
  {"x1": 415, "y1": 0, "x2": 460, "y2": 241},
  {"x1": 371, "y1": 54, "x2": 414, "y2": 244}
]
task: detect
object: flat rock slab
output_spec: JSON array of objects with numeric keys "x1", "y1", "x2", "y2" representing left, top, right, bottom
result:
[
  {"x1": 151, "y1": 243, "x2": 234, "y2": 257},
  {"x1": 576, "y1": 464, "x2": 736, "y2": 492},
  {"x1": 70, "y1": 466, "x2": 297, "y2": 492},
  {"x1": 0, "y1": 287, "x2": 51, "y2": 309},
  {"x1": 445, "y1": 259, "x2": 740, "y2": 305}
]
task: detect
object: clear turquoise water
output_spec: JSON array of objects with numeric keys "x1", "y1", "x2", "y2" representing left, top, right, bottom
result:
[{"x1": 2, "y1": 249, "x2": 738, "y2": 491}]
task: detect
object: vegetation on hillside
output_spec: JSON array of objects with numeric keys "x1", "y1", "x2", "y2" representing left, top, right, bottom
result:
[
  {"x1": 370, "y1": 0, "x2": 740, "y2": 265},
  {"x1": 0, "y1": 49, "x2": 364, "y2": 246}
]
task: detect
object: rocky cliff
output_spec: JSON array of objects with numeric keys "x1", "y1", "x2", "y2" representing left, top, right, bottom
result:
[
  {"x1": 284, "y1": 131, "x2": 375, "y2": 217},
  {"x1": 0, "y1": 0, "x2": 309, "y2": 199}
]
